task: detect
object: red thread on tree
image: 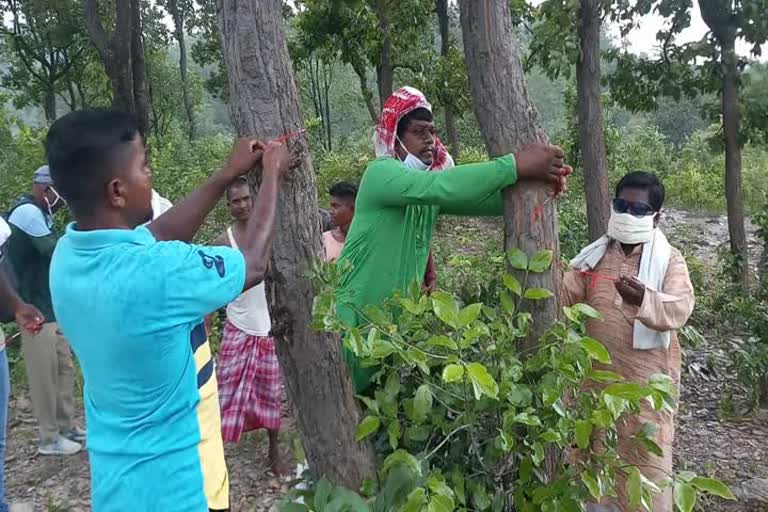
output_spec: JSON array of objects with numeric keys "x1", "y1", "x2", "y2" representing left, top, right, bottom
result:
[
  {"x1": 529, "y1": 165, "x2": 572, "y2": 225},
  {"x1": 269, "y1": 129, "x2": 307, "y2": 145}
]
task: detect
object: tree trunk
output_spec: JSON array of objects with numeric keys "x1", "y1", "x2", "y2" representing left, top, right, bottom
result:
[
  {"x1": 459, "y1": 0, "x2": 560, "y2": 346},
  {"x1": 374, "y1": 0, "x2": 394, "y2": 107},
  {"x1": 169, "y1": 0, "x2": 197, "y2": 140},
  {"x1": 352, "y1": 58, "x2": 379, "y2": 123},
  {"x1": 436, "y1": 0, "x2": 460, "y2": 158},
  {"x1": 576, "y1": 0, "x2": 609, "y2": 241},
  {"x1": 130, "y1": 0, "x2": 149, "y2": 136},
  {"x1": 43, "y1": 85, "x2": 56, "y2": 123},
  {"x1": 720, "y1": 34, "x2": 749, "y2": 285},
  {"x1": 219, "y1": 0, "x2": 376, "y2": 489}
]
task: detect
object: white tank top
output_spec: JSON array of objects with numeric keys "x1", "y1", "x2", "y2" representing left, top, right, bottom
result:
[{"x1": 224, "y1": 227, "x2": 272, "y2": 336}]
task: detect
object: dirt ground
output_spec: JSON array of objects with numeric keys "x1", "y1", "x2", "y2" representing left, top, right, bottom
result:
[{"x1": 5, "y1": 208, "x2": 768, "y2": 511}]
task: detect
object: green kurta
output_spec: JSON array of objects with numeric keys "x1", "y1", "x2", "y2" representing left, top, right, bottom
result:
[{"x1": 336, "y1": 155, "x2": 518, "y2": 391}]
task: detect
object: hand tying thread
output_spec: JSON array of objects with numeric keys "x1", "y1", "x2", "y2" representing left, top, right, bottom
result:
[{"x1": 530, "y1": 165, "x2": 572, "y2": 225}]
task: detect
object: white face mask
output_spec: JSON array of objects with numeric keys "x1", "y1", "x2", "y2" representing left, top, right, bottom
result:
[
  {"x1": 606, "y1": 209, "x2": 655, "y2": 244},
  {"x1": 44, "y1": 186, "x2": 64, "y2": 218},
  {"x1": 397, "y1": 136, "x2": 430, "y2": 171}
]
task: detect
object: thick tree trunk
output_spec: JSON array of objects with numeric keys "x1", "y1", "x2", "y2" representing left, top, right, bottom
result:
[
  {"x1": 219, "y1": 0, "x2": 376, "y2": 489},
  {"x1": 374, "y1": 0, "x2": 394, "y2": 107},
  {"x1": 436, "y1": 0, "x2": 460, "y2": 157},
  {"x1": 721, "y1": 35, "x2": 749, "y2": 285},
  {"x1": 352, "y1": 59, "x2": 379, "y2": 123},
  {"x1": 576, "y1": 0, "x2": 609, "y2": 241},
  {"x1": 169, "y1": 0, "x2": 197, "y2": 140},
  {"x1": 459, "y1": 0, "x2": 560, "y2": 345}
]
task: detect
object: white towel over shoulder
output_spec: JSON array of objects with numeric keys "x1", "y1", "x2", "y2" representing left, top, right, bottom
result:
[{"x1": 569, "y1": 229, "x2": 673, "y2": 350}]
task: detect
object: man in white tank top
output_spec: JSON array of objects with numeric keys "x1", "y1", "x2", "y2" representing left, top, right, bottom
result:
[{"x1": 211, "y1": 177, "x2": 287, "y2": 475}]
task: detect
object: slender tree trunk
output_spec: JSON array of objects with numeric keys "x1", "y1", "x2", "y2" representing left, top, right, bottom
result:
[
  {"x1": 721, "y1": 34, "x2": 749, "y2": 285},
  {"x1": 459, "y1": 0, "x2": 560, "y2": 345},
  {"x1": 43, "y1": 85, "x2": 56, "y2": 123},
  {"x1": 169, "y1": 0, "x2": 197, "y2": 140},
  {"x1": 436, "y1": 0, "x2": 460, "y2": 158},
  {"x1": 352, "y1": 59, "x2": 379, "y2": 123},
  {"x1": 219, "y1": 0, "x2": 376, "y2": 489},
  {"x1": 323, "y1": 60, "x2": 333, "y2": 151},
  {"x1": 576, "y1": 0, "x2": 609, "y2": 241},
  {"x1": 130, "y1": 0, "x2": 149, "y2": 136},
  {"x1": 374, "y1": 0, "x2": 394, "y2": 107}
]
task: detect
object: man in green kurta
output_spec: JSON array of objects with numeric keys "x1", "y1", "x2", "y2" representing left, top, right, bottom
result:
[{"x1": 336, "y1": 87, "x2": 569, "y2": 392}]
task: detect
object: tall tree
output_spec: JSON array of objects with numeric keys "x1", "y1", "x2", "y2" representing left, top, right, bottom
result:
[
  {"x1": 163, "y1": 0, "x2": 197, "y2": 140},
  {"x1": 459, "y1": 0, "x2": 560, "y2": 344},
  {"x1": 219, "y1": 0, "x2": 376, "y2": 489},
  {"x1": 435, "y1": 0, "x2": 459, "y2": 157},
  {"x1": 82, "y1": 0, "x2": 149, "y2": 134},
  {"x1": 0, "y1": 0, "x2": 87, "y2": 122},
  {"x1": 575, "y1": 0, "x2": 609, "y2": 240},
  {"x1": 605, "y1": 0, "x2": 768, "y2": 285}
]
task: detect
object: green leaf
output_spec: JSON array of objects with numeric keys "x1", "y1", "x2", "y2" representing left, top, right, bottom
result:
[
  {"x1": 512, "y1": 412, "x2": 542, "y2": 427},
  {"x1": 579, "y1": 337, "x2": 612, "y2": 364},
  {"x1": 500, "y1": 291, "x2": 517, "y2": 313},
  {"x1": 357, "y1": 395, "x2": 380, "y2": 415},
  {"x1": 325, "y1": 488, "x2": 371, "y2": 512},
  {"x1": 673, "y1": 482, "x2": 696, "y2": 512},
  {"x1": 355, "y1": 416, "x2": 381, "y2": 441},
  {"x1": 405, "y1": 425, "x2": 431, "y2": 443},
  {"x1": 470, "y1": 482, "x2": 491, "y2": 511},
  {"x1": 498, "y1": 430, "x2": 514, "y2": 451},
  {"x1": 519, "y1": 457, "x2": 533, "y2": 484},
  {"x1": 371, "y1": 339, "x2": 397, "y2": 359},
  {"x1": 413, "y1": 385, "x2": 433, "y2": 423},
  {"x1": 457, "y1": 303, "x2": 483, "y2": 327},
  {"x1": 507, "y1": 248, "x2": 528, "y2": 270},
  {"x1": 626, "y1": 467, "x2": 643, "y2": 509},
  {"x1": 280, "y1": 503, "x2": 309, "y2": 512},
  {"x1": 442, "y1": 364, "x2": 465, "y2": 383},
  {"x1": 689, "y1": 477, "x2": 736, "y2": 500},
  {"x1": 427, "y1": 473, "x2": 454, "y2": 498},
  {"x1": 400, "y1": 297, "x2": 423, "y2": 315},
  {"x1": 385, "y1": 372, "x2": 401, "y2": 398},
  {"x1": 604, "y1": 383, "x2": 652, "y2": 401},
  {"x1": 528, "y1": 250, "x2": 554, "y2": 272},
  {"x1": 404, "y1": 488, "x2": 427, "y2": 512},
  {"x1": 388, "y1": 419, "x2": 401, "y2": 450},
  {"x1": 314, "y1": 478, "x2": 334, "y2": 511},
  {"x1": 427, "y1": 495, "x2": 454, "y2": 512},
  {"x1": 406, "y1": 349, "x2": 431, "y2": 375},
  {"x1": 587, "y1": 370, "x2": 625, "y2": 383},
  {"x1": 466, "y1": 362, "x2": 499, "y2": 399},
  {"x1": 649, "y1": 373, "x2": 676, "y2": 396},
  {"x1": 531, "y1": 441, "x2": 545, "y2": 466},
  {"x1": 503, "y1": 273, "x2": 523, "y2": 296},
  {"x1": 432, "y1": 291, "x2": 459, "y2": 328},
  {"x1": 574, "y1": 420, "x2": 592, "y2": 450},
  {"x1": 427, "y1": 335, "x2": 458, "y2": 351},
  {"x1": 507, "y1": 384, "x2": 533, "y2": 407},
  {"x1": 523, "y1": 288, "x2": 554, "y2": 300},
  {"x1": 581, "y1": 471, "x2": 601, "y2": 500},
  {"x1": 539, "y1": 430, "x2": 562, "y2": 443},
  {"x1": 382, "y1": 450, "x2": 422, "y2": 476},
  {"x1": 572, "y1": 303, "x2": 603, "y2": 320}
]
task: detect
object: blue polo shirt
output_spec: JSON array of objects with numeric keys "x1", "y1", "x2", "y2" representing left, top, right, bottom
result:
[{"x1": 50, "y1": 224, "x2": 246, "y2": 511}]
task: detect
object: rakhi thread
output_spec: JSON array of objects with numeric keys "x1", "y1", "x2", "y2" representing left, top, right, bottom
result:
[
  {"x1": 579, "y1": 270, "x2": 617, "y2": 289},
  {"x1": 269, "y1": 129, "x2": 307, "y2": 145}
]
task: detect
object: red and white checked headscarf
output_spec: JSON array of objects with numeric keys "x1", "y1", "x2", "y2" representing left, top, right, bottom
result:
[{"x1": 373, "y1": 86, "x2": 455, "y2": 172}]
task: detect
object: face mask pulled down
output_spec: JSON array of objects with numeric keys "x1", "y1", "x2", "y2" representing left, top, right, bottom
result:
[
  {"x1": 397, "y1": 136, "x2": 430, "y2": 171},
  {"x1": 607, "y1": 209, "x2": 655, "y2": 245}
]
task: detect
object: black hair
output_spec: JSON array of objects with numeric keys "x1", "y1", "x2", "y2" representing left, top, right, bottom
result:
[
  {"x1": 615, "y1": 171, "x2": 665, "y2": 211},
  {"x1": 329, "y1": 181, "x2": 358, "y2": 202},
  {"x1": 396, "y1": 108, "x2": 433, "y2": 138},
  {"x1": 226, "y1": 177, "x2": 253, "y2": 201},
  {"x1": 45, "y1": 108, "x2": 140, "y2": 217}
]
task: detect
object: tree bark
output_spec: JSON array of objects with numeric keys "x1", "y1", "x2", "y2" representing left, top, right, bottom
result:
[
  {"x1": 219, "y1": 0, "x2": 376, "y2": 489},
  {"x1": 352, "y1": 58, "x2": 379, "y2": 123},
  {"x1": 374, "y1": 0, "x2": 394, "y2": 107},
  {"x1": 576, "y1": 0, "x2": 609, "y2": 242},
  {"x1": 43, "y1": 85, "x2": 56, "y2": 123},
  {"x1": 459, "y1": 0, "x2": 560, "y2": 346},
  {"x1": 169, "y1": 0, "x2": 197, "y2": 140},
  {"x1": 436, "y1": 0, "x2": 460, "y2": 158},
  {"x1": 130, "y1": 0, "x2": 149, "y2": 136}
]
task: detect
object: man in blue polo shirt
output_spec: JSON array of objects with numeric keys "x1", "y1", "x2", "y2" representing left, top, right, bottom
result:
[{"x1": 47, "y1": 108, "x2": 292, "y2": 511}]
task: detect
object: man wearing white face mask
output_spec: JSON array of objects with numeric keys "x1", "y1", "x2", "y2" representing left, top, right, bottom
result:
[
  {"x1": 6, "y1": 165, "x2": 84, "y2": 456},
  {"x1": 336, "y1": 87, "x2": 571, "y2": 392},
  {"x1": 563, "y1": 171, "x2": 694, "y2": 512}
]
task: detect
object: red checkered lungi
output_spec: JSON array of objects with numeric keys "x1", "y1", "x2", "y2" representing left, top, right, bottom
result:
[{"x1": 217, "y1": 319, "x2": 282, "y2": 442}]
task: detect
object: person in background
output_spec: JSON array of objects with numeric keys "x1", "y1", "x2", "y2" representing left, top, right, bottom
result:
[
  {"x1": 47, "y1": 108, "x2": 292, "y2": 512},
  {"x1": 322, "y1": 181, "x2": 357, "y2": 262},
  {"x1": 0, "y1": 215, "x2": 44, "y2": 512},
  {"x1": 336, "y1": 86, "x2": 569, "y2": 392},
  {"x1": 563, "y1": 171, "x2": 694, "y2": 511},
  {"x1": 5, "y1": 165, "x2": 84, "y2": 455},
  {"x1": 212, "y1": 178, "x2": 288, "y2": 475}
]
